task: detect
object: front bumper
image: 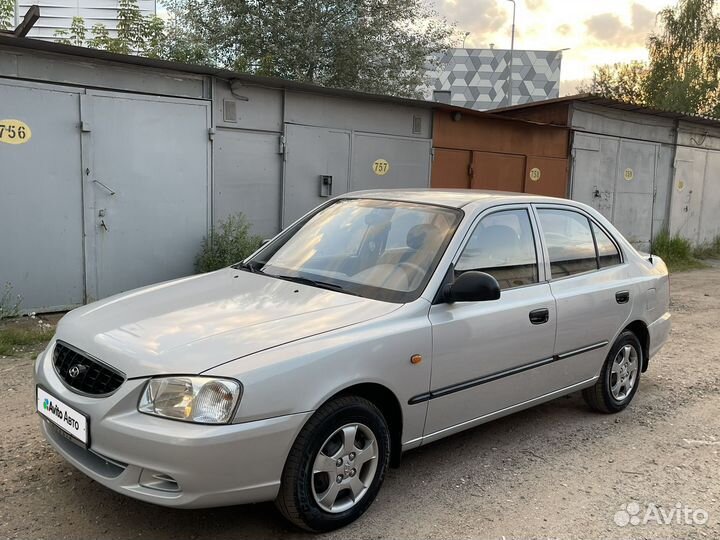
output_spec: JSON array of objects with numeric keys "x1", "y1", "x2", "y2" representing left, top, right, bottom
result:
[{"x1": 35, "y1": 343, "x2": 311, "y2": 509}]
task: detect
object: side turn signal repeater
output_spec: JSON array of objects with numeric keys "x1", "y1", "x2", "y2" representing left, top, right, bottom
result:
[{"x1": 410, "y1": 354, "x2": 423, "y2": 365}]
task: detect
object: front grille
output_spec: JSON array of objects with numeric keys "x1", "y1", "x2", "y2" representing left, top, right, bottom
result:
[{"x1": 53, "y1": 341, "x2": 125, "y2": 396}]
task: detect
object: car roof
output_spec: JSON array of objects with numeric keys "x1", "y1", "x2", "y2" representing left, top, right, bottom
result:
[{"x1": 343, "y1": 189, "x2": 569, "y2": 209}]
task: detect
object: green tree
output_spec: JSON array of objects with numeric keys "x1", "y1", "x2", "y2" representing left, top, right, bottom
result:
[
  {"x1": 163, "y1": 0, "x2": 457, "y2": 97},
  {"x1": 584, "y1": 0, "x2": 720, "y2": 117},
  {"x1": 579, "y1": 61, "x2": 650, "y2": 105},
  {"x1": 645, "y1": 0, "x2": 720, "y2": 117},
  {"x1": 0, "y1": 0, "x2": 13, "y2": 30}
]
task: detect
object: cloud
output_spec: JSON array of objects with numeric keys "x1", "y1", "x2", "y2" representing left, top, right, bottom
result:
[
  {"x1": 584, "y1": 3, "x2": 657, "y2": 47},
  {"x1": 631, "y1": 3, "x2": 657, "y2": 34},
  {"x1": 560, "y1": 78, "x2": 590, "y2": 96},
  {"x1": 525, "y1": 0, "x2": 545, "y2": 10},
  {"x1": 556, "y1": 23, "x2": 572, "y2": 36},
  {"x1": 436, "y1": 0, "x2": 508, "y2": 45}
]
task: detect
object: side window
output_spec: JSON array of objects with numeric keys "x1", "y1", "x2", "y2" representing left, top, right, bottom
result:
[
  {"x1": 538, "y1": 209, "x2": 598, "y2": 278},
  {"x1": 592, "y1": 222, "x2": 622, "y2": 268},
  {"x1": 456, "y1": 209, "x2": 539, "y2": 290}
]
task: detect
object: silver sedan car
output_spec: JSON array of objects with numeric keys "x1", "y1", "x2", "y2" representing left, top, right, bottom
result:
[{"x1": 35, "y1": 190, "x2": 671, "y2": 532}]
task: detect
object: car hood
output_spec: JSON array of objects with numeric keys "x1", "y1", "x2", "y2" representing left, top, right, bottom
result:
[{"x1": 54, "y1": 269, "x2": 399, "y2": 378}]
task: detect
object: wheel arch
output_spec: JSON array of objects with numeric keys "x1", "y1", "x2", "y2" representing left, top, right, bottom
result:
[
  {"x1": 331, "y1": 382, "x2": 404, "y2": 468},
  {"x1": 623, "y1": 320, "x2": 650, "y2": 372}
]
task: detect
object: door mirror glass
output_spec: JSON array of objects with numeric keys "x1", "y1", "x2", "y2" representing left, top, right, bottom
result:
[{"x1": 443, "y1": 271, "x2": 501, "y2": 303}]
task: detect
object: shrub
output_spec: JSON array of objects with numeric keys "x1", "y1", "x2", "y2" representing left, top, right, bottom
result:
[
  {"x1": 652, "y1": 230, "x2": 705, "y2": 272},
  {"x1": 195, "y1": 213, "x2": 263, "y2": 273}
]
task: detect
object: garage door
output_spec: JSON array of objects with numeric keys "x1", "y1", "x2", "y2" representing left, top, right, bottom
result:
[
  {"x1": 84, "y1": 91, "x2": 211, "y2": 300},
  {"x1": 350, "y1": 133, "x2": 431, "y2": 191},
  {"x1": 572, "y1": 133, "x2": 660, "y2": 248},
  {"x1": 0, "y1": 80, "x2": 85, "y2": 311},
  {"x1": 283, "y1": 124, "x2": 351, "y2": 225}
]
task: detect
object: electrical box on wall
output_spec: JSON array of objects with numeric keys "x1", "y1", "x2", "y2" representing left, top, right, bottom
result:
[{"x1": 320, "y1": 175, "x2": 333, "y2": 197}]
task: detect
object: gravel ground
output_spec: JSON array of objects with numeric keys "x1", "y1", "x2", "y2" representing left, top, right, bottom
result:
[{"x1": 1, "y1": 269, "x2": 719, "y2": 539}]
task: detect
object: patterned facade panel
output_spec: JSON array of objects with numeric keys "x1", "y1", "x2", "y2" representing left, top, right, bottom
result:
[{"x1": 425, "y1": 48, "x2": 562, "y2": 111}]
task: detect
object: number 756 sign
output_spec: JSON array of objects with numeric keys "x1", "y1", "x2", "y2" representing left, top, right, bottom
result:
[{"x1": 0, "y1": 119, "x2": 32, "y2": 145}]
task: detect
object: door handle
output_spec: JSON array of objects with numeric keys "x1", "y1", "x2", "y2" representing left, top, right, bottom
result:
[
  {"x1": 615, "y1": 291, "x2": 630, "y2": 304},
  {"x1": 529, "y1": 308, "x2": 550, "y2": 325}
]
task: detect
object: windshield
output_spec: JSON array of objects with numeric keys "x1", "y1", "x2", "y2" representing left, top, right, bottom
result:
[{"x1": 246, "y1": 198, "x2": 462, "y2": 303}]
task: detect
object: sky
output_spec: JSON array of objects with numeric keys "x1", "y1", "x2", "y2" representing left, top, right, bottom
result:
[{"x1": 432, "y1": 0, "x2": 672, "y2": 95}]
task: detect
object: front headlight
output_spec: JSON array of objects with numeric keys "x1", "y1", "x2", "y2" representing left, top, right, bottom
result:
[{"x1": 138, "y1": 376, "x2": 242, "y2": 424}]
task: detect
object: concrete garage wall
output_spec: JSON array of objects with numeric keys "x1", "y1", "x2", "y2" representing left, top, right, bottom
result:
[
  {"x1": 670, "y1": 122, "x2": 720, "y2": 244},
  {"x1": 285, "y1": 92, "x2": 432, "y2": 139}
]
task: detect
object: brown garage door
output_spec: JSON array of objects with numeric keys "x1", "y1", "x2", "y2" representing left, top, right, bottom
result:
[
  {"x1": 471, "y1": 152, "x2": 525, "y2": 192},
  {"x1": 432, "y1": 148, "x2": 472, "y2": 189}
]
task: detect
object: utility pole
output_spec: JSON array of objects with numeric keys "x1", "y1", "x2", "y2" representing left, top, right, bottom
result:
[{"x1": 506, "y1": 0, "x2": 516, "y2": 107}]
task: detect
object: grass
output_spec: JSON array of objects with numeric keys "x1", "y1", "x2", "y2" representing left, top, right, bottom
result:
[
  {"x1": 0, "y1": 322, "x2": 54, "y2": 356},
  {"x1": 652, "y1": 230, "x2": 720, "y2": 273},
  {"x1": 693, "y1": 235, "x2": 720, "y2": 261}
]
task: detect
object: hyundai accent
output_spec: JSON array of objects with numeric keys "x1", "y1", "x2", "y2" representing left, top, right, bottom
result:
[{"x1": 35, "y1": 190, "x2": 671, "y2": 531}]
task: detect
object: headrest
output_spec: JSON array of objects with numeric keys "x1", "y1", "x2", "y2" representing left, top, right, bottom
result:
[{"x1": 407, "y1": 224, "x2": 441, "y2": 250}]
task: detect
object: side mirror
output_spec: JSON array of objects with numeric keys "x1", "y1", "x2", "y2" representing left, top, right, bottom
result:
[{"x1": 442, "y1": 271, "x2": 501, "y2": 303}]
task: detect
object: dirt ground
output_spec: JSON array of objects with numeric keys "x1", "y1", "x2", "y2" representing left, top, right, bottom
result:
[{"x1": 1, "y1": 269, "x2": 719, "y2": 539}]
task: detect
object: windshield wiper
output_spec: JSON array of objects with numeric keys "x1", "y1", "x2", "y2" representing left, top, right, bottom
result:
[
  {"x1": 233, "y1": 260, "x2": 263, "y2": 273},
  {"x1": 269, "y1": 274, "x2": 359, "y2": 296}
]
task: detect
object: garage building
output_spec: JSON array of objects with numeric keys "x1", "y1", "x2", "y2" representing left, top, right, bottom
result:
[
  {"x1": 496, "y1": 94, "x2": 720, "y2": 250},
  {"x1": 1, "y1": 35, "x2": 563, "y2": 312}
]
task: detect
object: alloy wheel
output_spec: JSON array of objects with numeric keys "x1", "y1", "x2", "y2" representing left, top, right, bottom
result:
[{"x1": 311, "y1": 422, "x2": 379, "y2": 513}]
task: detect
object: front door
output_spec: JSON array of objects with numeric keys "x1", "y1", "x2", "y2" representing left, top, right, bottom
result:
[{"x1": 425, "y1": 206, "x2": 557, "y2": 439}]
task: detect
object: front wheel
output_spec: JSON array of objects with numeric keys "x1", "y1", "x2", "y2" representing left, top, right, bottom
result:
[
  {"x1": 275, "y1": 396, "x2": 390, "y2": 532},
  {"x1": 583, "y1": 330, "x2": 642, "y2": 413}
]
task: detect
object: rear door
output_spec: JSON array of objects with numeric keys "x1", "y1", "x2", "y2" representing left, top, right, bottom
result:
[{"x1": 534, "y1": 205, "x2": 632, "y2": 380}]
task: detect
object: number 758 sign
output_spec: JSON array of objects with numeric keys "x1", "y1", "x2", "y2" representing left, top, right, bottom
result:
[{"x1": 0, "y1": 119, "x2": 32, "y2": 145}]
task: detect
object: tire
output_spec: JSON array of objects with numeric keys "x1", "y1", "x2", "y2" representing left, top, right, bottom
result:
[
  {"x1": 583, "y1": 330, "x2": 643, "y2": 413},
  {"x1": 275, "y1": 396, "x2": 391, "y2": 532}
]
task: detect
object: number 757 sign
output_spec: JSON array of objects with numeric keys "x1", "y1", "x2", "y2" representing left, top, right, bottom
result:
[{"x1": 0, "y1": 119, "x2": 32, "y2": 145}]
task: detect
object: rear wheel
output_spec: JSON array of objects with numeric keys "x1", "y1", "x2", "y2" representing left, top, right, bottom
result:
[
  {"x1": 583, "y1": 330, "x2": 642, "y2": 413},
  {"x1": 275, "y1": 396, "x2": 390, "y2": 532}
]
